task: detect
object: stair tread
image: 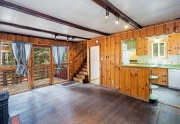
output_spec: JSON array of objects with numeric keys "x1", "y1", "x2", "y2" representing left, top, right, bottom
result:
[{"x1": 73, "y1": 77, "x2": 84, "y2": 80}]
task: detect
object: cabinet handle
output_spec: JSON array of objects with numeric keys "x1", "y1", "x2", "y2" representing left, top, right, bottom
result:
[
  {"x1": 178, "y1": 47, "x2": 179, "y2": 49},
  {"x1": 175, "y1": 47, "x2": 176, "y2": 50},
  {"x1": 162, "y1": 75, "x2": 166, "y2": 77},
  {"x1": 168, "y1": 50, "x2": 172, "y2": 51},
  {"x1": 162, "y1": 80, "x2": 166, "y2": 82}
]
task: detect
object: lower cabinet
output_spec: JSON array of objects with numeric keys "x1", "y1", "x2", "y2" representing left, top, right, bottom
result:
[
  {"x1": 151, "y1": 68, "x2": 168, "y2": 86},
  {"x1": 120, "y1": 67, "x2": 150, "y2": 102}
]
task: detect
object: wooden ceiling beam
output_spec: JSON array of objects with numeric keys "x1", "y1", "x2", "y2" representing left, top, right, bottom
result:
[
  {"x1": 0, "y1": 0, "x2": 110, "y2": 36},
  {"x1": 92, "y1": 0, "x2": 142, "y2": 29},
  {"x1": 0, "y1": 21, "x2": 91, "y2": 41}
]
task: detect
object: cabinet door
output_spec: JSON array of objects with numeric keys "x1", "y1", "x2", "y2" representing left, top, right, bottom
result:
[
  {"x1": 124, "y1": 69, "x2": 131, "y2": 95},
  {"x1": 130, "y1": 69, "x2": 138, "y2": 97},
  {"x1": 168, "y1": 34, "x2": 178, "y2": 54},
  {"x1": 144, "y1": 38, "x2": 148, "y2": 55},
  {"x1": 178, "y1": 33, "x2": 180, "y2": 54},
  {"x1": 136, "y1": 39, "x2": 141, "y2": 56}
]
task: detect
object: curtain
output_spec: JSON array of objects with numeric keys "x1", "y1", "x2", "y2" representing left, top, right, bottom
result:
[
  {"x1": 52, "y1": 45, "x2": 66, "y2": 74},
  {"x1": 12, "y1": 41, "x2": 32, "y2": 76}
]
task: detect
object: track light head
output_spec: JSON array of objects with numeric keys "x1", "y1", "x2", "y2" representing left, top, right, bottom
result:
[
  {"x1": 55, "y1": 34, "x2": 58, "y2": 40},
  {"x1": 106, "y1": 7, "x2": 109, "y2": 18},
  {"x1": 67, "y1": 36, "x2": 69, "y2": 41},
  {"x1": 125, "y1": 23, "x2": 128, "y2": 29}
]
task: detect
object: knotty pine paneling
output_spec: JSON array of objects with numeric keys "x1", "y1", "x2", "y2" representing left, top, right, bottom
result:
[{"x1": 0, "y1": 32, "x2": 84, "y2": 82}]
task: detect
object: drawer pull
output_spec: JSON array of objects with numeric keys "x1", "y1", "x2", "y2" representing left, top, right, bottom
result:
[{"x1": 162, "y1": 80, "x2": 166, "y2": 82}]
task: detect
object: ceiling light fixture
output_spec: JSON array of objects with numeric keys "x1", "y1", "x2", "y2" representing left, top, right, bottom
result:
[
  {"x1": 67, "y1": 36, "x2": 69, "y2": 41},
  {"x1": 115, "y1": 13, "x2": 119, "y2": 24},
  {"x1": 55, "y1": 34, "x2": 58, "y2": 40},
  {"x1": 125, "y1": 23, "x2": 128, "y2": 29},
  {"x1": 106, "y1": 7, "x2": 109, "y2": 19}
]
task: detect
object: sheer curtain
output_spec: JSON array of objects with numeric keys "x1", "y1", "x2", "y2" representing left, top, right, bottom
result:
[
  {"x1": 52, "y1": 45, "x2": 66, "y2": 74},
  {"x1": 12, "y1": 41, "x2": 32, "y2": 76}
]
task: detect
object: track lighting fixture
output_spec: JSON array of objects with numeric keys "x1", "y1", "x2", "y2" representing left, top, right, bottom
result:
[
  {"x1": 67, "y1": 36, "x2": 69, "y2": 41},
  {"x1": 54, "y1": 34, "x2": 58, "y2": 40},
  {"x1": 106, "y1": 7, "x2": 109, "y2": 18},
  {"x1": 116, "y1": 18, "x2": 119, "y2": 24},
  {"x1": 125, "y1": 23, "x2": 128, "y2": 29}
]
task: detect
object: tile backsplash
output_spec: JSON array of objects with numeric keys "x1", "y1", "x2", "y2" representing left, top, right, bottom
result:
[{"x1": 137, "y1": 55, "x2": 180, "y2": 64}]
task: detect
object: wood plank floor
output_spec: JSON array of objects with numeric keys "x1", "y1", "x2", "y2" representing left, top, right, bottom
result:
[{"x1": 9, "y1": 82, "x2": 180, "y2": 124}]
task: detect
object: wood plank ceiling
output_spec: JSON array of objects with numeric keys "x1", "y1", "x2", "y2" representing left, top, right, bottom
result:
[{"x1": 0, "y1": 0, "x2": 180, "y2": 41}]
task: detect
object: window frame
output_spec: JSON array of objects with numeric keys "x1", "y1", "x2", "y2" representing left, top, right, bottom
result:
[{"x1": 152, "y1": 42, "x2": 166, "y2": 58}]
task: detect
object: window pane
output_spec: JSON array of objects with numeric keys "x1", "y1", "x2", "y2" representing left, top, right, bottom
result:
[
  {"x1": 0, "y1": 42, "x2": 16, "y2": 66},
  {"x1": 153, "y1": 43, "x2": 158, "y2": 57},
  {"x1": 160, "y1": 43, "x2": 165, "y2": 57},
  {"x1": 34, "y1": 47, "x2": 50, "y2": 65},
  {"x1": 62, "y1": 47, "x2": 68, "y2": 63}
]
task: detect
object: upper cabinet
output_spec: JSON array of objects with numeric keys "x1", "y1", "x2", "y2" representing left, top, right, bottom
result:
[
  {"x1": 136, "y1": 38, "x2": 148, "y2": 56},
  {"x1": 165, "y1": 22, "x2": 174, "y2": 34},
  {"x1": 168, "y1": 33, "x2": 180, "y2": 54},
  {"x1": 155, "y1": 24, "x2": 164, "y2": 36}
]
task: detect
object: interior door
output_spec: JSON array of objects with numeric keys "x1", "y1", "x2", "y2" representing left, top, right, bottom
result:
[{"x1": 90, "y1": 46, "x2": 100, "y2": 83}]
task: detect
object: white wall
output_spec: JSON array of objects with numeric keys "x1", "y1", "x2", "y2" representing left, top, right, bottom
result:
[{"x1": 90, "y1": 46, "x2": 100, "y2": 80}]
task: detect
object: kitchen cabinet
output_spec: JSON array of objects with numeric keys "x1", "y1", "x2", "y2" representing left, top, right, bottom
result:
[
  {"x1": 151, "y1": 68, "x2": 168, "y2": 86},
  {"x1": 155, "y1": 24, "x2": 164, "y2": 36},
  {"x1": 120, "y1": 67, "x2": 150, "y2": 102},
  {"x1": 168, "y1": 33, "x2": 180, "y2": 54},
  {"x1": 136, "y1": 38, "x2": 148, "y2": 56}
]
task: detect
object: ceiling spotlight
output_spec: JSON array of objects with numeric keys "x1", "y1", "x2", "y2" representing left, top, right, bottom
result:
[
  {"x1": 125, "y1": 23, "x2": 128, "y2": 29},
  {"x1": 116, "y1": 17, "x2": 119, "y2": 24},
  {"x1": 54, "y1": 34, "x2": 58, "y2": 40},
  {"x1": 67, "y1": 36, "x2": 69, "y2": 41},
  {"x1": 106, "y1": 7, "x2": 109, "y2": 19}
]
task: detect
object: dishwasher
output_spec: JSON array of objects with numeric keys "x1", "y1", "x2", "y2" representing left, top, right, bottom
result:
[{"x1": 168, "y1": 69, "x2": 180, "y2": 89}]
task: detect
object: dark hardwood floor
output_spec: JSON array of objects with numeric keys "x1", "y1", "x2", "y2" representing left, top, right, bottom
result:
[{"x1": 9, "y1": 82, "x2": 180, "y2": 124}]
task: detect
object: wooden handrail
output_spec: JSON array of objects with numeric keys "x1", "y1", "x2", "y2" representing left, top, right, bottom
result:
[{"x1": 74, "y1": 46, "x2": 86, "y2": 59}]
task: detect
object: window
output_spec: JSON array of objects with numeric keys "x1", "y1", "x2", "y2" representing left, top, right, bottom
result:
[
  {"x1": 152, "y1": 42, "x2": 165, "y2": 58},
  {"x1": 0, "y1": 42, "x2": 16, "y2": 66}
]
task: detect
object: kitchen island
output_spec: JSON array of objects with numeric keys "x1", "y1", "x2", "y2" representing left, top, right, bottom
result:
[{"x1": 119, "y1": 64, "x2": 180, "y2": 102}]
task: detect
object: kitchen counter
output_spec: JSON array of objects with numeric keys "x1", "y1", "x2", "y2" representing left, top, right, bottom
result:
[{"x1": 119, "y1": 64, "x2": 180, "y2": 69}]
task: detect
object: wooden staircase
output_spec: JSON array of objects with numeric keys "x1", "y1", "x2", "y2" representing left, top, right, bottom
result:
[{"x1": 73, "y1": 60, "x2": 88, "y2": 83}]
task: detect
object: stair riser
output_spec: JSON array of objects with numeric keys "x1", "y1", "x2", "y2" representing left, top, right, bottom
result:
[
  {"x1": 76, "y1": 75, "x2": 85, "y2": 79},
  {"x1": 81, "y1": 68, "x2": 87, "y2": 71},
  {"x1": 79, "y1": 71, "x2": 88, "y2": 75},
  {"x1": 73, "y1": 77, "x2": 83, "y2": 83}
]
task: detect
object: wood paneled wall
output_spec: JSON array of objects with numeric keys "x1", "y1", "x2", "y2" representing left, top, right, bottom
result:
[
  {"x1": 0, "y1": 33, "x2": 86, "y2": 81},
  {"x1": 86, "y1": 20, "x2": 180, "y2": 90},
  {"x1": 87, "y1": 34, "x2": 122, "y2": 89}
]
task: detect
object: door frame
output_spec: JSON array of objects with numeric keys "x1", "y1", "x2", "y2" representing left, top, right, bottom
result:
[
  {"x1": 88, "y1": 45, "x2": 101, "y2": 84},
  {"x1": 28, "y1": 45, "x2": 52, "y2": 89}
]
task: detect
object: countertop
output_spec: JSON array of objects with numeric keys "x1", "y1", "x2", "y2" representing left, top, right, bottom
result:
[{"x1": 119, "y1": 64, "x2": 180, "y2": 69}]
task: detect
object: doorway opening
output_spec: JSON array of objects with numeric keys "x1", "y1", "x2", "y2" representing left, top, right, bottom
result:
[
  {"x1": 90, "y1": 46, "x2": 100, "y2": 85},
  {"x1": 33, "y1": 46, "x2": 50, "y2": 88}
]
